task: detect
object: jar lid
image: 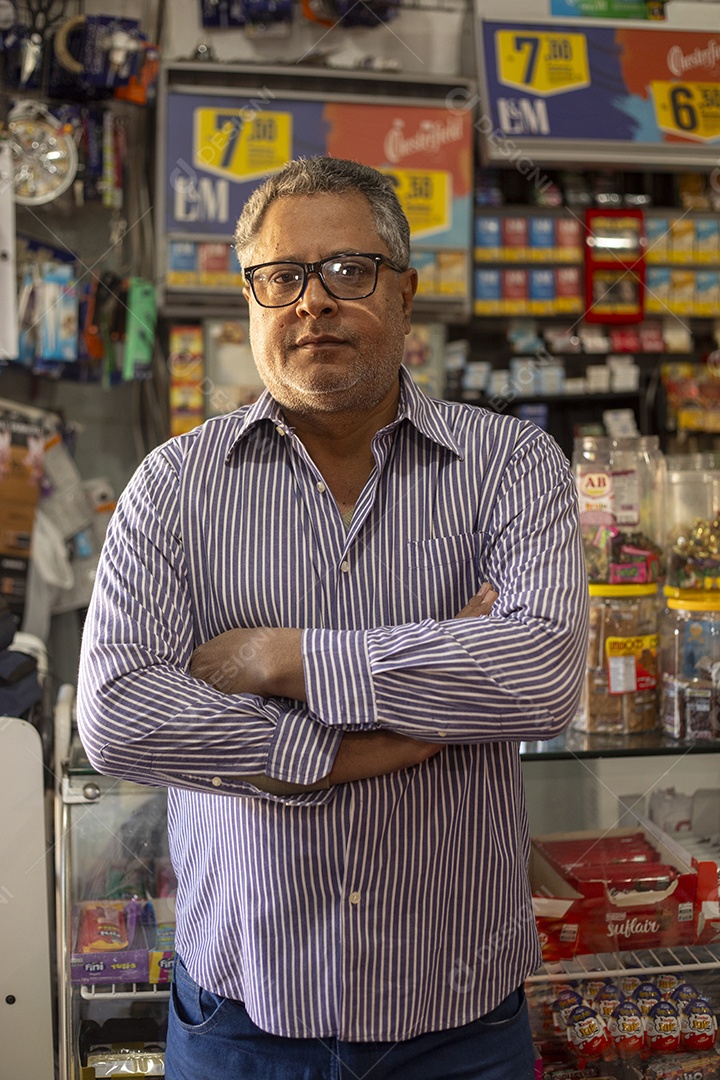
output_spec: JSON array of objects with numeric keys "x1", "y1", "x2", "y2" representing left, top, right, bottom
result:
[
  {"x1": 665, "y1": 589, "x2": 720, "y2": 611},
  {"x1": 664, "y1": 585, "x2": 720, "y2": 599},
  {"x1": 589, "y1": 583, "x2": 658, "y2": 597}
]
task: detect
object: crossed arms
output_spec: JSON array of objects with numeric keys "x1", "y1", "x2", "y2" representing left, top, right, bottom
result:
[{"x1": 189, "y1": 583, "x2": 497, "y2": 789}]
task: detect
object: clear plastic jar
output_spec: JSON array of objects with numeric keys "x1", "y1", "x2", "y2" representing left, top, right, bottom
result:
[
  {"x1": 659, "y1": 592, "x2": 720, "y2": 740},
  {"x1": 575, "y1": 583, "x2": 659, "y2": 734},
  {"x1": 572, "y1": 437, "x2": 665, "y2": 585},
  {"x1": 573, "y1": 436, "x2": 613, "y2": 583},
  {"x1": 664, "y1": 455, "x2": 720, "y2": 591},
  {"x1": 607, "y1": 436, "x2": 666, "y2": 584}
]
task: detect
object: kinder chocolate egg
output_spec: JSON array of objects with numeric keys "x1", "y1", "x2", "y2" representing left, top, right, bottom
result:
[
  {"x1": 645, "y1": 999, "x2": 681, "y2": 1055},
  {"x1": 565, "y1": 1004, "x2": 611, "y2": 1065},
  {"x1": 670, "y1": 982, "x2": 700, "y2": 1011},
  {"x1": 681, "y1": 999, "x2": 718, "y2": 1051},
  {"x1": 632, "y1": 981, "x2": 662, "y2": 1016},
  {"x1": 619, "y1": 975, "x2": 642, "y2": 998},
  {"x1": 594, "y1": 983, "x2": 624, "y2": 1020},
  {"x1": 553, "y1": 988, "x2": 584, "y2": 1032},
  {"x1": 608, "y1": 998, "x2": 645, "y2": 1056},
  {"x1": 583, "y1": 977, "x2": 613, "y2": 1003},
  {"x1": 655, "y1": 972, "x2": 681, "y2": 999}
]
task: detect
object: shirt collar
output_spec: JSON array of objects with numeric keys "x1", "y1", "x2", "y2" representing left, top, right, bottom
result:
[{"x1": 224, "y1": 366, "x2": 464, "y2": 463}]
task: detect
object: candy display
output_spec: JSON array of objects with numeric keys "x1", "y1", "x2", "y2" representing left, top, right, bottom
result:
[
  {"x1": 71, "y1": 897, "x2": 175, "y2": 986},
  {"x1": 527, "y1": 972, "x2": 718, "y2": 1077}
]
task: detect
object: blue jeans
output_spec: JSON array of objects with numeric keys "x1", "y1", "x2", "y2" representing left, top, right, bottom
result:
[{"x1": 165, "y1": 957, "x2": 537, "y2": 1080}]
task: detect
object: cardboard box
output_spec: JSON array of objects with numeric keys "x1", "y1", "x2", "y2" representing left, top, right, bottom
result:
[{"x1": 531, "y1": 822, "x2": 714, "y2": 961}]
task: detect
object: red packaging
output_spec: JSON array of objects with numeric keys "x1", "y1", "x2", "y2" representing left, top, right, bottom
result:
[
  {"x1": 531, "y1": 824, "x2": 708, "y2": 960},
  {"x1": 502, "y1": 216, "x2": 528, "y2": 256},
  {"x1": 77, "y1": 902, "x2": 128, "y2": 953},
  {"x1": 567, "y1": 864, "x2": 678, "y2": 893},
  {"x1": 501, "y1": 268, "x2": 528, "y2": 311}
]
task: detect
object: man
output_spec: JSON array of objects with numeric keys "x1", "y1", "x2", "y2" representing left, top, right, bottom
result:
[{"x1": 77, "y1": 157, "x2": 589, "y2": 1079}]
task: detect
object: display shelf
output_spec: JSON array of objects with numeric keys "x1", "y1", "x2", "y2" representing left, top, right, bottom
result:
[
  {"x1": 520, "y1": 728, "x2": 720, "y2": 761},
  {"x1": 79, "y1": 983, "x2": 171, "y2": 1002},
  {"x1": 527, "y1": 944, "x2": 720, "y2": 985}
]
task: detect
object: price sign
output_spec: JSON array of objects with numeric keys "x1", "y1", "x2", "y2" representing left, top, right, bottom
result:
[
  {"x1": 193, "y1": 109, "x2": 293, "y2": 180},
  {"x1": 382, "y1": 169, "x2": 450, "y2": 240},
  {"x1": 651, "y1": 82, "x2": 720, "y2": 142},
  {"x1": 495, "y1": 30, "x2": 590, "y2": 95}
]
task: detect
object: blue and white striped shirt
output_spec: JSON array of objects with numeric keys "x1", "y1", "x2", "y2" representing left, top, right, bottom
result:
[{"x1": 77, "y1": 368, "x2": 588, "y2": 1041}]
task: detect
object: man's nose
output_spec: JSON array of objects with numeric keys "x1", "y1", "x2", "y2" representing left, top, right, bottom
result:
[{"x1": 296, "y1": 271, "x2": 338, "y2": 316}]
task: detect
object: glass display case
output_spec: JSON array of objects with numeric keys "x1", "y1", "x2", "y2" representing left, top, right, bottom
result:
[
  {"x1": 56, "y1": 733, "x2": 175, "y2": 1080},
  {"x1": 55, "y1": 692, "x2": 720, "y2": 1078}
]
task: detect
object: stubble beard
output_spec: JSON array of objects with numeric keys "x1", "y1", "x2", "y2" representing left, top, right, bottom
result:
[{"x1": 252, "y1": 317, "x2": 408, "y2": 417}]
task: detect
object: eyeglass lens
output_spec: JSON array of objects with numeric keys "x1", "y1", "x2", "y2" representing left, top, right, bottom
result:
[{"x1": 251, "y1": 255, "x2": 380, "y2": 306}]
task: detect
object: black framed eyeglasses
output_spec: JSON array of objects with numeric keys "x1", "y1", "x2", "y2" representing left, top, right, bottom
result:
[{"x1": 243, "y1": 252, "x2": 406, "y2": 308}]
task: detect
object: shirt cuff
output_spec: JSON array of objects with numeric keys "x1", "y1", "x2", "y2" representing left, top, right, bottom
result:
[
  {"x1": 302, "y1": 628, "x2": 377, "y2": 729},
  {"x1": 264, "y1": 703, "x2": 344, "y2": 785}
]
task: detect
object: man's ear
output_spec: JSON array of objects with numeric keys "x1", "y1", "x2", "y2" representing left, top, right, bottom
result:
[{"x1": 400, "y1": 268, "x2": 418, "y2": 333}]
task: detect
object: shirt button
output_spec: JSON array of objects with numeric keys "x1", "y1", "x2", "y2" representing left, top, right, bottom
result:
[
  {"x1": 316, "y1": 481, "x2": 326, "y2": 493},
  {"x1": 349, "y1": 891, "x2": 361, "y2": 905},
  {"x1": 340, "y1": 561, "x2": 350, "y2": 573},
  {"x1": 276, "y1": 426, "x2": 285, "y2": 436},
  {"x1": 211, "y1": 777, "x2": 222, "y2": 787}
]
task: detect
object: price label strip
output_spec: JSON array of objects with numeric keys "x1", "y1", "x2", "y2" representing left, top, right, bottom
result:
[
  {"x1": 382, "y1": 169, "x2": 450, "y2": 240},
  {"x1": 651, "y1": 81, "x2": 720, "y2": 142},
  {"x1": 193, "y1": 109, "x2": 293, "y2": 181},
  {"x1": 494, "y1": 30, "x2": 590, "y2": 96}
]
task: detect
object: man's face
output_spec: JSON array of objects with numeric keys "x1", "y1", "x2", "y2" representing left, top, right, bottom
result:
[{"x1": 243, "y1": 192, "x2": 417, "y2": 417}]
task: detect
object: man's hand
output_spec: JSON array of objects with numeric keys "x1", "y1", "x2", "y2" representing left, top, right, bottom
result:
[
  {"x1": 190, "y1": 582, "x2": 498, "y2": 697},
  {"x1": 190, "y1": 627, "x2": 304, "y2": 700},
  {"x1": 327, "y1": 730, "x2": 442, "y2": 785},
  {"x1": 454, "y1": 581, "x2": 498, "y2": 620}
]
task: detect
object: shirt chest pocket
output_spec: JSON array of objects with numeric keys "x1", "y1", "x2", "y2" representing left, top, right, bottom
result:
[{"x1": 405, "y1": 531, "x2": 484, "y2": 623}]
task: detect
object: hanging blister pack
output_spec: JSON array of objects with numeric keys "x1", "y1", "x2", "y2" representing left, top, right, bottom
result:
[{"x1": 38, "y1": 262, "x2": 78, "y2": 363}]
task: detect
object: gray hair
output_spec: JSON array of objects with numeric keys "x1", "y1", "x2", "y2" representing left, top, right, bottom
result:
[{"x1": 234, "y1": 157, "x2": 411, "y2": 270}]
